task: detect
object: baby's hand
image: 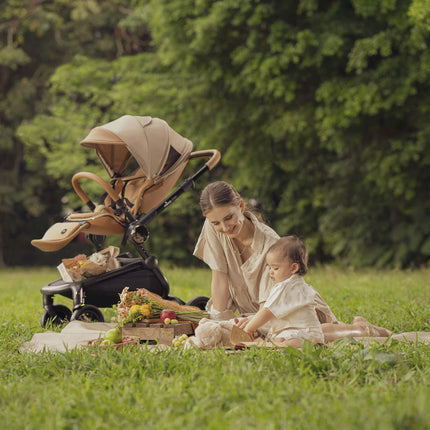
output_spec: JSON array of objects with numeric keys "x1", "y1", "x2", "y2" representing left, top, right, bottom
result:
[
  {"x1": 234, "y1": 317, "x2": 255, "y2": 339},
  {"x1": 234, "y1": 317, "x2": 249, "y2": 330}
]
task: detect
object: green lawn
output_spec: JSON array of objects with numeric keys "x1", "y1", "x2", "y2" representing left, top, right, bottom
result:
[{"x1": 1, "y1": 265, "x2": 429, "y2": 430}]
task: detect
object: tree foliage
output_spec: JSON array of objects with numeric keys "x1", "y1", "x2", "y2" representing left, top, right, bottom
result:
[{"x1": 3, "y1": 0, "x2": 430, "y2": 268}]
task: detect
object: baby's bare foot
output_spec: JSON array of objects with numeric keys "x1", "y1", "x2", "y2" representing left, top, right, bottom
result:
[{"x1": 353, "y1": 316, "x2": 391, "y2": 337}]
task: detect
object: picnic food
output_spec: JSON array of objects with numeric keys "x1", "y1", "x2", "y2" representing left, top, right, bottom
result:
[
  {"x1": 160, "y1": 309, "x2": 176, "y2": 323},
  {"x1": 116, "y1": 287, "x2": 209, "y2": 324},
  {"x1": 104, "y1": 327, "x2": 122, "y2": 344},
  {"x1": 172, "y1": 334, "x2": 189, "y2": 348}
]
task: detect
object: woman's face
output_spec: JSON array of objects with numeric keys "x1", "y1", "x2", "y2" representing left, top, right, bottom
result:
[{"x1": 205, "y1": 201, "x2": 246, "y2": 238}]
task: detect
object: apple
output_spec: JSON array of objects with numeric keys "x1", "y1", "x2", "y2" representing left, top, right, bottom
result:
[
  {"x1": 160, "y1": 309, "x2": 176, "y2": 323},
  {"x1": 103, "y1": 327, "x2": 122, "y2": 344}
]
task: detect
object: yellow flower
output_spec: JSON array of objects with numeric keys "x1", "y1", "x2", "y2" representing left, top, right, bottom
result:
[
  {"x1": 129, "y1": 305, "x2": 141, "y2": 315},
  {"x1": 140, "y1": 305, "x2": 151, "y2": 317}
]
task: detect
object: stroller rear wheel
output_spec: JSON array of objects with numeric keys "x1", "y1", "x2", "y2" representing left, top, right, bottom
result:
[
  {"x1": 186, "y1": 296, "x2": 209, "y2": 311},
  {"x1": 71, "y1": 304, "x2": 105, "y2": 323},
  {"x1": 40, "y1": 304, "x2": 72, "y2": 328}
]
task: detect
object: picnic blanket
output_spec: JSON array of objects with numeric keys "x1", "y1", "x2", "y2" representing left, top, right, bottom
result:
[
  {"x1": 20, "y1": 320, "x2": 430, "y2": 353},
  {"x1": 185, "y1": 317, "x2": 430, "y2": 349},
  {"x1": 228, "y1": 324, "x2": 430, "y2": 349}
]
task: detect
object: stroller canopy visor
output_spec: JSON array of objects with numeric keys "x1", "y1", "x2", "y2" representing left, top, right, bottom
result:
[{"x1": 80, "y1": 116, "x2": 193, "y2": 183}]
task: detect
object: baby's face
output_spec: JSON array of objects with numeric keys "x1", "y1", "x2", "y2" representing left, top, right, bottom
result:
[{"x1": 266, "y1": 251, "x2": 297, "y2": 284}]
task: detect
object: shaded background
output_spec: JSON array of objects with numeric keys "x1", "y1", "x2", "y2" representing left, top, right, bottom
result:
[{"x1": 1, "y1": 0, "x2": 429, "y2": 268}]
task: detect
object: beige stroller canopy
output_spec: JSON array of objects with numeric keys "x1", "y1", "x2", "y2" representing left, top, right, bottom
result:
[{"x1": 80, "y1": 115, "x2": 193, "y2": 183}]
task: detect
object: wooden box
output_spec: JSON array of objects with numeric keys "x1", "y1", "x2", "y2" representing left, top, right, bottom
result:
[{"x1": 120, "y1": 320, "x2": 194, "y2": 345}]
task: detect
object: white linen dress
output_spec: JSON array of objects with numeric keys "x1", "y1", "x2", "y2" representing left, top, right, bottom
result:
[{"x1": 264, "y1": 274, "x2": 338, "y2": 343}]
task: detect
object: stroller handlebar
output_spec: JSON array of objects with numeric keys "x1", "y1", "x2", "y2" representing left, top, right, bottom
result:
[
  {"x1": 72, "y1": 172, "x2": 122, "y2": 210},
  {"x1": 189, "y1": 149, "x2": 221, "y2": 171}
]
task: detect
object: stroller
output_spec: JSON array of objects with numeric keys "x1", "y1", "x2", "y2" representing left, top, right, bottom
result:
[{"x1": 32, "y1": 115, "x2": 220, "y2": 328}]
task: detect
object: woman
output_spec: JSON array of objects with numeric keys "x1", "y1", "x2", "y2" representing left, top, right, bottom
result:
[
  {"x1": 192, "y1": 181, "x2": 390, "y2": 346},
  {"x1": 194, "y1": 181, "x2": 279, "y2": 324}
]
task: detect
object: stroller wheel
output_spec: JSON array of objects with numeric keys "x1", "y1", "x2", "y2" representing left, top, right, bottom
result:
[
  {"x1": 186, "y1": 296, "x2": 209, "y2": 311},
  {"x1": 71, "y1": 305, "x2": 105, "y2": 323},
  {"x1": 41, "y1": 305, "x2": 72, "y2": 328},
  {"x1": 166, "y1": 295, "x2": 185, "y2": 306}
]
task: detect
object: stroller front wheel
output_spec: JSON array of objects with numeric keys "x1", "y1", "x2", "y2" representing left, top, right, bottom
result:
[
  {"x1": 71, "y1": 305, "x2": 105, "y2": 323},
  {"x1": 41, "y1": 304, "x2": 72, "y2": 328}
]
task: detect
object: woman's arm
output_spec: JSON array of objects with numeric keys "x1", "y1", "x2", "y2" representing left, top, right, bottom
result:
[{"x1": 210, "y1": 270, "x2": 230, "y2": 311}]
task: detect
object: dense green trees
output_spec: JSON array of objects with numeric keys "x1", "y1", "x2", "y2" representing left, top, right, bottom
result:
[{"x1": 2, "y1": 0, "x2": 429, "y2": 268}]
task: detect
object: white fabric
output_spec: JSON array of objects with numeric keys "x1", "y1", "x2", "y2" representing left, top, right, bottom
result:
[
  {"x1": 193, "y1": 212, "x2": 280, "y2": 315},
  {"x1": 264, "y1": 274, "x2": 338, "y2": 343},
  {"x1": 19, "y1": 321, "x2": 116, "y2": 353}
]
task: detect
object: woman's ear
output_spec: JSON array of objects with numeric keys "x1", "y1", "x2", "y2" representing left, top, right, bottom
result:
[
  {"x1": 239, "y1": 199, "x2": 245, "y2": 213},
  {"x1": 291, "y1": 262, "x2": 300, "y2": 274}
]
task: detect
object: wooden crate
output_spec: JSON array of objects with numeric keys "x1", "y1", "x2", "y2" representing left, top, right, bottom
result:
[{"x1": 120, "y1": 320, "x2": 194, "y2": 345}]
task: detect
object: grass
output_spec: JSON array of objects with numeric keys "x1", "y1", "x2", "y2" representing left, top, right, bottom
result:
[{"x1": 1, "y1": 265, "x2": 430, "y2": 430}]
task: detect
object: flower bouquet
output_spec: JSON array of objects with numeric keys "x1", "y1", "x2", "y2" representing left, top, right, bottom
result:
[
  {"x1": 58, "y1": 246, "x2": 121, "y2": 282},
  {"x1": 116, "y1": 287, "x2": 208, "y2": 326}
]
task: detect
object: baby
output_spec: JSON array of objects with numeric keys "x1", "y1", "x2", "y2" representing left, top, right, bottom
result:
[{"x1": 235, "y1": 235, "x2": 338, "y2": 348}]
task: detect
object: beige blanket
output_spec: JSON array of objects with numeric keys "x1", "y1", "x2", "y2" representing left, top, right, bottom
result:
[
  {"x1": 20, "y1": 320, "x2": 430, "y2": 353},
  {"x1": 185, "y1": 318, "x2": 430, "y2": 349}
]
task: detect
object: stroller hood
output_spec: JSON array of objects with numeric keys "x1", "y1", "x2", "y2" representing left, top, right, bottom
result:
[{"x1": 80, "y1": 116, "x2": 193, "y2": 183}]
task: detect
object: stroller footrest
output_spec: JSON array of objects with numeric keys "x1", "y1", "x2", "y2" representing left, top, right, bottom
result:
[{"x1": 32, "y1": 221, "x2": 90, "y2": 252}]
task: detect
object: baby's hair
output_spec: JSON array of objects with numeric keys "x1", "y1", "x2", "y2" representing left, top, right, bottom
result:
[
  {"x1": 268, "y1": 236, "x2": 308, "y2": 275},
  {"x1": 199, "y1": 181, "x2": 242, "y2": 215}
]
